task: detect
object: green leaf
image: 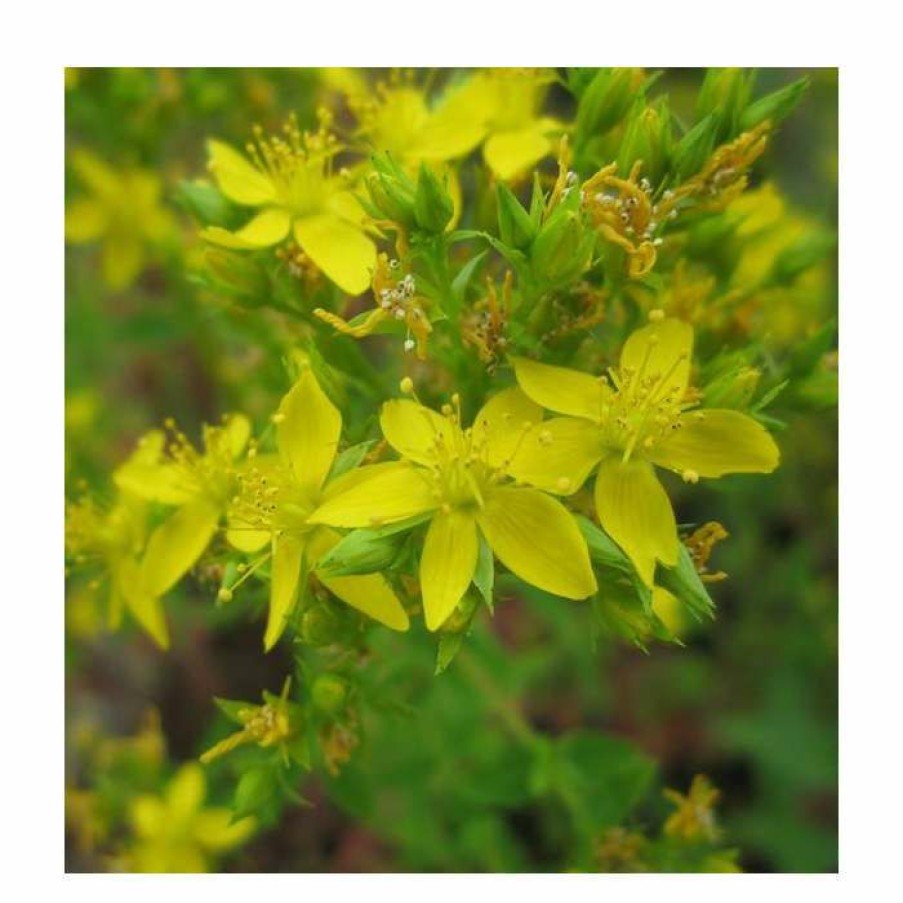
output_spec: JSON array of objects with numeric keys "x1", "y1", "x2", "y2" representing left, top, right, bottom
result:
[
  {"x1": 435, "y1": 632, "x2": 466, "y2": 675},
  {"x1": 450, "y1": 249, "x2": 488, "y2": 308},
  {"x1": 473, "y1": 535, "x2": 494, "y2": 612},
  {"x1": 315, "y1": 513, "x2": 432, "y2": 577},
  {"x1": 174, "y1": 179, "x2": 238, "y2": 227},
  {"x1": 328, "y1": 441, "x2": 375, "y2": 481},
  {"x1": 656, "y1": 545, "x2": 715, "y2": 622},
  {"x1": 214, "y1": 696, "x2": 250, "y2": 725},
  {"x1": 551, "y1": 730, "x2": 657, "y2": 831},
  {"x1": 233, "y1": 766, "x2": 277, "y2": 820},
  {"x1": 741, "y1": 77, "x2": 809, "y2": 130}
]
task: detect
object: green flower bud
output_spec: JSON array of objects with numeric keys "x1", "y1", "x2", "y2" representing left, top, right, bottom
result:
[
  {"x1": 366, "y1": 172, "x2": 417, "y2": 228},
  {"x1": 496, "y1": 182, "x2": 538, "y2": 250},
  {"x1": 532, "y1": 208, "x2": 595, "y2": 288},
  {"x1": 617, "y1": 100, "x2": 672, "y2": 186},
  {"x1": 414, "y1": 163, "x2": 454, "y2": 234},
  {"x1": 697, "y1": 69, "x2": 754, "y2": 128},
  {"x1": 315, "y1": 526, "x2": 404, "y2": 578},
  {"x1": 311, "y1": 674, "x2": 350, "y2": 714},
  {"x1": 704, "y1": 366, "x2": 761, "y2": 409},
  {"x1": 576, "y1": 68, "x2": 644, "y2": 137},
  {"x1": 674, "y1": 114, "x2": 718, "y2": 181}
]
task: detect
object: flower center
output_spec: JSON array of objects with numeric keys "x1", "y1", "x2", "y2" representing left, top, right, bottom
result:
[{"x1": 244, "y1": 115, "x2": 338, "y2": 217}]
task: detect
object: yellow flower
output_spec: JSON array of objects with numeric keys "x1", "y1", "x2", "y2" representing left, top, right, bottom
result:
[
  {"x1": 348, "y1": 75, "x2": 487, "y2": 168},
  {"x1": 458, "y1": 68, "x2": 564, "y2": 180},
  {"x1": 125, "y1": 764, "x2": 254, "y2": 873},
  {"x1": 314, "y1": 253, "x2": 432, "y2": 359},
  {"x1": 201, "y1": 115, "x2": 376, "y2": 295},
  {"x1": 200, "y1": 678, "x2": 299, "y2": 765},
  {"x1": 65, "y1": 148, "x2": 175, "y2": 290},
  {"x1": 226, "y1": 368, "x2": 409, "y2": 650},
  {"x1": 65, "y1": 431, "x2": 173, "y2": 648},
  {"x1": 308, "y1": 386, "x2": 597, "y2": 630},
  {"x1": 113, "y1": 414, "x2": 252, "y2": 608},
  {"x1": 663, "y1": 775, "x2": 722, "y2": 843},
  {"x1": 509, "y1": 317, "x2": 779, "y2": 586}
]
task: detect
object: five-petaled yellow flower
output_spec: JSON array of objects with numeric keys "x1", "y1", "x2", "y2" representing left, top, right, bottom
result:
[
  {"x1": 66, "y1": 430, "x2": 172, "y2": 648},
  {"x1": 308, "y1": 387, "x2": 597, "y2": 631},
  {"x1": 227, "y1": 368, "x2": 409, "y2": 649},
  {"x1": 114, "y1": 414, "x2": 252, "y2": 607},
  {"x1": 125, "y1": 764, "x2": 254, "y2": 873},
  {"x1": 509, "y1": 317, "x2": 779, "y2": 586},
  {"x1": 451, "y1": 68, "x2": 564, "y2": 181},
  {"x1": 65, "y1": 149, "x2": 175, "y2": 290},
  {"x1": 201, "y1": 115, "x2": 376, "y2": 295}
]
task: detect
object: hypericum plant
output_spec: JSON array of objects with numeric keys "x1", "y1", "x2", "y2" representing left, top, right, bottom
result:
[{"x1": 65, "y1": 68, "x2": 836, "y2": 872}]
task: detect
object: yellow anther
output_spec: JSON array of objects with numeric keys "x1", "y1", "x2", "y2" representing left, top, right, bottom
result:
[
  {"x1": 217, "y1": 588, "x2": 233, "y2": 604},
  {"x1": 400, "y1": 376, "x2": 414, "y2": 395},
  {"x1": 682, "y1": 469, "x2": 699, "y2": 484},
  {"x1": 556, "y1": 477, "x2": 572, "y2": 492},
  {"x1": 272, "y1": 412, "x2": 286, "y2": 424},
  {"x1": 539, "y1": 429, "x2": 553, "y2": 446},
  {"x1": 649, "y1": 308, "x2": 665, "y2": 322}
]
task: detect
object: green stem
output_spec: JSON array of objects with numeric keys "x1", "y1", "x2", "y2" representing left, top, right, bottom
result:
[{"x1": 456, "y1": 650, "x2": 539, "y2": 749}]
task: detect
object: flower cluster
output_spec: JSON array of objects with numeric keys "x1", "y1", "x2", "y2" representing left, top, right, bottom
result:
[{"x1": 65, "y1": 68, "x2": 836, "y2": 868}]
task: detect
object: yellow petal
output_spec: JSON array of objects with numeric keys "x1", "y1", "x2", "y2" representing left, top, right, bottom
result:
[
  {"x1": 310, "y1": 462, "x2": 437, "y2": 528},
  {"x1": 477, "y1": 487, "x2": 596, "y2": 599},
  {"x1": 420, "y1": 510, "x2": 478, "y2": 631},
  {"x1": 320, "y1": 571, "x2": 410, "y2": 631},
  {"x1": 277, "y1": 368, "x2": 342, "y2": 499},
  {"x1": 512, "y1": 356, "x2": 610, "y2": 422},
  {"x1": 65, "y1": 198, "x2": 107, "y2": 243},
  {"x1": 130, "y1": 795, "x2": 165, "y2": 839},
  {"x1": 226, "y1": 524, "x2": 270, "y2": 553},
  {"x1": 265, "y1": 532, "x2": 306, "y2": 651},
  {"x1": 139, "y1": 499, "x2": 220, "y2": 598},
  {"x1": 379, "y1": 399, "x2": 449, "y2": 465},
  {"x1": 166, "y1": 764, "x2": 206, "y2": 819},
  {"x1": 650, "y1": 409, "x2": 780, "y2": 477},
  {"x1": 101, "y1": 234, "x2": 145, "y2": 290},
  {"x1": 483, "y1": 123, "x2": 555, "y2": 180},
  {"x1": 207, "y1": 139, "x2": 276, "y2": 206},
  {"x1": 472, "y1": 387, "x2": 543, "y2": 469},
  {"x1": 619, "y1": 318, "x2": 694, "y2": 404},
  {"x1": 201, "y1": 207, "x2": 290, "y2": 250},
  {"x1": 223, "y1": 413, "x2": 252, "y2": 458},
  {"x1": 114, "y1": 460, "x2": 197, "y2": 505},
  {"x1": 294, "y1": 213, "x2": 376, "y2": 295},
  {"x1": 193, "y1": 810, "x2": 255, "y2": 852},
  {"x1": 413, "y1": 99, "x2": 488, "y2": 162},
  {"x1": 506, "y1": 417, "x2": 604, "y2": 495},
  {"x1": 70, "y1": 148, "x2": 119, "y2": 196},
  {"x1": 123, "y1": 585, "x2": 170, "y2": 650},
  {"x1": 325, "y1": 189, "x2": 369, "y2": 226},
  {"x1": 593, "y1": 458, "x2": 678, "y2": 587}
]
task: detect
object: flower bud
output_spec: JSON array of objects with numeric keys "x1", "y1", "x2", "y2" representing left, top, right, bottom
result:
[
  {"x1": 496, "y1": 182, "x2": 538, "y2": 250},
  {"x1": 414, "y1": 163, "x2": 454, "y2": 234},
  {"x1": 311, "y1": 674, "x2": 350, "y2": 714},
  {"x1": 531, "y1": 208, "x2": 595, "y2": 288},
  {"x1": 576, "y1": 68, "x2": 644, "y2": 136},
  {"x1": 703, "y1": 366, "x2": 761, "y2": 409}
]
